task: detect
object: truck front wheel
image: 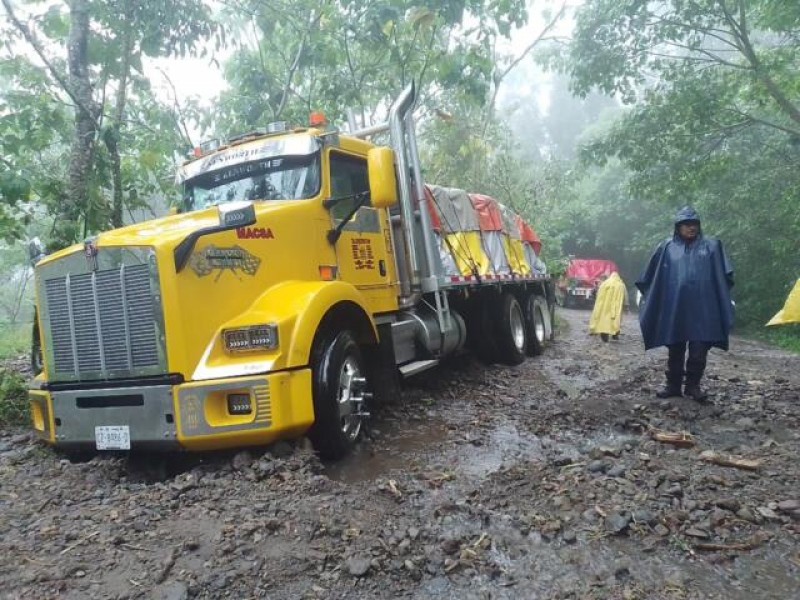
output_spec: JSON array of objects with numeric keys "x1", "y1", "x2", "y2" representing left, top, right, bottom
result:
[
  {"x1": 308, "y1": 330, "x2": 370, "y2": 459},
  {"x1": 492, "y1": 293, "x2": 527, "y2": 366}
]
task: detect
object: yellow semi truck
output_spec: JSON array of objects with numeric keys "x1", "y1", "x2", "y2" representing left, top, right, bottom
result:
[{"x1": 27, "y1": 84, "x2": 554, "y2": 458}]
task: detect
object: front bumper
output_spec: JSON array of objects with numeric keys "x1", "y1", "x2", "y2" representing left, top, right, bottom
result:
[{"x1": 29, "y1": 369, "x2": 314, "y2": 452}]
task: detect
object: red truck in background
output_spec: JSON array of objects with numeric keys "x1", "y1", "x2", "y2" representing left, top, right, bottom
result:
[{"x1": 556, "y1": 258, "x2": 618, "y2": 308}]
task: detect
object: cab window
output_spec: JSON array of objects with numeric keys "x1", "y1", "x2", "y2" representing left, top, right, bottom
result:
[{"x1": 329, "y1": 152, "x2": 369, "y2": 221}]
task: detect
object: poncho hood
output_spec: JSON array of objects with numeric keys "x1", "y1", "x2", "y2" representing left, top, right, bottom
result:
[
  {"x1": 673, "y1": 206, "x2": 703, "y2": 238},
  {"x1": 674, "y1": 205, "x2": 701, "y2": 224}
]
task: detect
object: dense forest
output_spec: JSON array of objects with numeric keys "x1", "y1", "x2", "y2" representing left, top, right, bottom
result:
[{"x1": 0, "y1": 0, "x2": 798, "y2": 350}]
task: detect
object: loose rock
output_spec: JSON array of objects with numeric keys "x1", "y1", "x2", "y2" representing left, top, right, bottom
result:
[{"x1": 346, "y1": 556, "x2": 372, "y2": 577}]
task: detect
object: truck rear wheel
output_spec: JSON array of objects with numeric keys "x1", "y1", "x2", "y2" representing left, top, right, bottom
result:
[
  {"x1": 308, "y1": 330, "x2": 370, "y2": 460},
  {"x1": 492, "y1": 293, "x2": 527, "y2": 366},
  {"x1": 525, "y1": 295, "x2": 547, "y2": 356}
]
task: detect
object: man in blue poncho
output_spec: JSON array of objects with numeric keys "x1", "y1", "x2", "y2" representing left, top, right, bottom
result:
[{"x1": 635, "y1": 206, "x2": 734, "y2": 401}]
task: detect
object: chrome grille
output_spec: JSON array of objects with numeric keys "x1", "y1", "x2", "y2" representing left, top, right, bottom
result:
[{"x1": 40, "y1": 251, "x2": 166, "y2": 381}]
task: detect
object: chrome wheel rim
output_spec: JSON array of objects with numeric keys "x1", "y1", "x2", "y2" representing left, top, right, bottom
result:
[
  {"x1": 534, "y1": 307, "x2": 546, "y2": 342},
  {"x1": 510, "y1": 301, "x2": 526, "y2": 352},
  {"x1": 337, "y1": 355, "x2": 364, "y2": 442}
]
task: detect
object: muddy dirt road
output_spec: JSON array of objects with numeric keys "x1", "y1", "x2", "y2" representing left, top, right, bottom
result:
[{"x1": 1, "y1": 308, "x2": 798, "y2": 599}]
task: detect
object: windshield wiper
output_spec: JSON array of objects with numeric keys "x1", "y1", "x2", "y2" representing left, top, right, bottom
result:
[{"x1": 325, "y1": 191, "x2": 370, "y2": 244}]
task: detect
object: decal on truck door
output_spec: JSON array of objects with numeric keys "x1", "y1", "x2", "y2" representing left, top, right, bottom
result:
[{"x1": 351, "y1": 238, "x2": 375, "y2": 270}]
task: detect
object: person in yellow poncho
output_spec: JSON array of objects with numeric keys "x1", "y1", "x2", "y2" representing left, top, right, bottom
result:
[
  {"x1": 766, "y1": 279, "x2": 800, "y2": 326},
  {"x1": 589, "y1": 272, "x2": 628, "y2": 342}
]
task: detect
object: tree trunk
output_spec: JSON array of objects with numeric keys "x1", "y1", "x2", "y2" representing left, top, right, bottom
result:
[
  {"x1": 65, "y1": 0, "x2": 98, "y2": 246},
  {"x1": 107, "y1": 2, "x2": 133, "y2": 229}
]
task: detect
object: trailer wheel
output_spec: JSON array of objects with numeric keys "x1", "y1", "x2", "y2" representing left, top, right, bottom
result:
[
  {"x1": 492, "y1": 293, "x2": 527, "y2": 366},
  {"x1": 308, "y1": 330, "x2": 369, "y2": 459},
  {"x1": 525, "y1": 295, "x2": 547, "y2": 357}
]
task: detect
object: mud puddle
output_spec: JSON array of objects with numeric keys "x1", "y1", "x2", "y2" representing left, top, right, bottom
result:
[{"x1": 325, "y1": 419, "x2": 450, "y2": 483}]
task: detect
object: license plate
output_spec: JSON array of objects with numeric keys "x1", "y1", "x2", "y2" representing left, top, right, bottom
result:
[
  {"x1": 95, "y1": 425, "x2": 131, "y2": 450},
  {"x1": 574, "y1": 288, "x2": 591, "y2": 297}
]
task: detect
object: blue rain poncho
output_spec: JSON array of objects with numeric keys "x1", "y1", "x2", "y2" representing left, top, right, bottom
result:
[{"x1": 635, "y1": 207, "x2": 734, "y2": 350}]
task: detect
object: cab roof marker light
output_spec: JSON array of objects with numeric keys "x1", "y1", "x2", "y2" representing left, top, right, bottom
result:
[
  {"x1": 228, "y1": 128, "x2": 267, "y2": 144},
  {"x1": 266, "y1": 121, "x2": 287, "y2": 134},
  {"x1": 200, "y1": 138, "x2": 221, "y2": 153},
  {"x1": 309, "y1": 111, "x2": 326, "y2": 127}
]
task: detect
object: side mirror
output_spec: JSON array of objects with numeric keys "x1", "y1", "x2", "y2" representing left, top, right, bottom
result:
[
  {"x1": 167, "y1": 206, "x2": 179, "y2": 216},
  {"x1": 28, "y1": 237, "x2": 46, "y2": 267},
  {"x1": 367, "y1": 147, "x2": 398, "y2": 209}
]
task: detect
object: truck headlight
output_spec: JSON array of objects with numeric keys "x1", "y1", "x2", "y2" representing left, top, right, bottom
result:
[{"x1": 222, "y1": 324, "x2": 279, "y2": 353}]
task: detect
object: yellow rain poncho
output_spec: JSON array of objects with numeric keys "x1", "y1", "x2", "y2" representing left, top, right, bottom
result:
[
  {"x1": 766, "y1": 279, "x2": 800, "y2": 326},
  {"x1": 589, "y1": 272, "x2": 627, "y2": 336}
]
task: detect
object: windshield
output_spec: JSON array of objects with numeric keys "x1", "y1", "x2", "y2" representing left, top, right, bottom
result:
[{"x1": 182, "y1": 153, "x2": 320, "y2": 212}]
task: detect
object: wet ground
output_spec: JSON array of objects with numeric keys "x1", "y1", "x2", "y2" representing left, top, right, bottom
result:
[{"x1": 1, "y1": 308, "x2": 798, "y2": 599}]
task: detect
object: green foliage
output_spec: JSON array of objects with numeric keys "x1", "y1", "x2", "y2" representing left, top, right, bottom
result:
[
  {"x1": 546, "y1": 0, "x2": 800, "y2": 326},
  {"x1": 757, "y1": 325, "x2": 800, "y2": 354},
  {"x1": 215, "y1": 0, "x2": 531, "y2": 132},
  {"x1": 0, "y1": 324, "x2": 30, "y2": 360},
  {"x1": 0, "y1": 368, "x2": 28, "y2": 428},
  {"x1": 0, "y1": 0, "x2": 219, "y2": 249},
  {"x1": 744, "y1": 314, "x2": 800, "y2": 353}
]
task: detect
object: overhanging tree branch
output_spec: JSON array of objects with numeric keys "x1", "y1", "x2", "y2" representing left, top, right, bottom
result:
[
  {"x1": 717, "y1": 0, "x2": 800, "y2": 127},
  {"x1": 1, "y1": 0, "x2": 99, "y2": 128},
  {"x1": 487, "y1": 2, "x2": 567, "y2": 117}
]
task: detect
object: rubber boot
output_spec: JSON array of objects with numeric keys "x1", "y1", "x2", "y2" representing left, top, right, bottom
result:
[
  {"x1": 656, "y1": 371, "x2": 682, "y2": 398},
  {"x1": 684, "y1": 376, "x2": 708, "y2": 402},
  {"x1": 684, "y1": 342, "x2": 710, "y2": 402}
]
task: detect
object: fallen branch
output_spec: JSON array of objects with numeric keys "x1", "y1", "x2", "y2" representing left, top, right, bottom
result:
[
  {"x1": 698, "y1": 450, "x2": 761, "y2": 471},
  {"x1": 693, "y1": 532, "x2": 771, "y2": 552},
  {"x1": 154, "y1": 546, "x2": 178, "y2": 584},
  {"x1": 22, "y1": 555, "x2": 55, "y2": 567},
  {"x1": 59, "y1": 531, "x2": 99, "y2": 555},
  {"x1": 649, "y1": 428, "x2": 696, "y2": 448},
  {"x1": 120, "y1": 543, "x2": 149, "y2": 552}
]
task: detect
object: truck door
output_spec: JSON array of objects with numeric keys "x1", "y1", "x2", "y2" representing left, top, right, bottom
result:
[{"x1": 328, "y1": 150, "x2": 399, "y2": 313}]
